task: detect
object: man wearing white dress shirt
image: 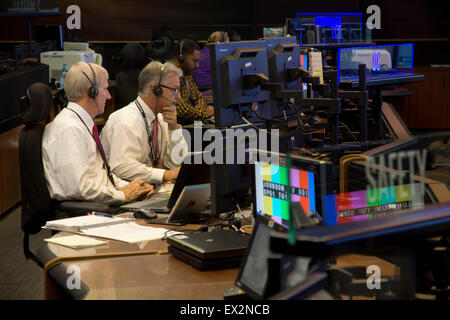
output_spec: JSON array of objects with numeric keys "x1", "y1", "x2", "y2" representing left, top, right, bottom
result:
[
  {"x1": 100, "y1": 61, "x2": 188, "y2": 185},
  {"x1": 42, "y1": 62, "x2": 154, "y2": 205}
]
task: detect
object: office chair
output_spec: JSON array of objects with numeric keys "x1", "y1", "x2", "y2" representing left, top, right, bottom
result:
[
  {"x1": 115, "y1": 43, "x2": 145, "y2": 109},
  {"x1": 19, "y1": 82, "x2": 119, "y2": 267},
  {"x1": 144, "y1": 36, "x2": 174, "y2": 63}
]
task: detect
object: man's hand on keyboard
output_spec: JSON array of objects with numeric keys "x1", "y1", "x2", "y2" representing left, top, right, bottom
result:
[{"x1": 122, "y1": 179, "x2": 154, "y2": 203}]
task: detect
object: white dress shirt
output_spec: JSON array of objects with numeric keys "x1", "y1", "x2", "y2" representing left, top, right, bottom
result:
[
  {"x1": 100, "y1": 97, "x2": 188, "y2": 184},
  {"x1": 42, "y1": 102, "x2": 128, "y2": 205}
]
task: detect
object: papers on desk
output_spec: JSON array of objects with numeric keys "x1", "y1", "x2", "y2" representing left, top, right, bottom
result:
[
  {"x1": 43, "y1": 215, "x2": 133, "y2": 233},
  {"x1": 43, "y1": 215, "x2": 174, "y2": 243},
  {"x1": 45, "y1": 235, "x2": 109, "y2": 249},
  {"x1": 81, "y1": 222, "x2": 171, "y2": 243},
  {"x1": 157, "y1": 181, "x2": 174, "y2": 194}
]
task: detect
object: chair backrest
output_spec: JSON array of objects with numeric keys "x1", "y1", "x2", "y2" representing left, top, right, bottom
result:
[
  {"x1": 115, "y1": 69, "x2": 141, "y2": 109},
  {"x1": 121, "y1": 43, "x2": 145, "y2": 70},
  {"x1": 19, "y1": 82, "x2": 57, "y2": 234},
  {"x1": 144, "y1": 36, "x2": 174, "y2": 63},
  {"x1": 115, "y1": 43, "x2": 145, "y2": 109}
]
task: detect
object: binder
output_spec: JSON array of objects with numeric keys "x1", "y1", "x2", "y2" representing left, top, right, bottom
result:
[
  {"x1": 43, "y1": 215, "x2": 134, "y2": 233},
  {"x1": 43, "y1": 215, "x2": 174, "y2": 243}
]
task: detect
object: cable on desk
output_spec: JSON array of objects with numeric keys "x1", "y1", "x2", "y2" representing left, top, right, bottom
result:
[
  {"x1": 239, "y1": 225, "x2": 253, "y2": 234},
  {"x1": 161, "y1": 228, "x2": 198, "y2": 240}
]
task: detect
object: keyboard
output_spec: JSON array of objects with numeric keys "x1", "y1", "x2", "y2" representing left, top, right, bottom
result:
[{"x1": 121, "y1": 195, "x2": 170, "y2": 210}]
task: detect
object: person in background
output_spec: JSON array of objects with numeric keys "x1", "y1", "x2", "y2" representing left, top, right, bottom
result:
[
  {"x1": 171, "y1": 39, "x2": 214, "y2": 124},
  {"x1": 42, "y1": 62, "x2": 154, "y2": 205},
  {"x1": 100, "y1": 61, "x2": 188, "y2": 185},
  {"x1": 229, "y1": 31, "x2": 241, "y2": 42},
  {"x1": 193, "y1": 31, "x2": 229, "y2": 92}
]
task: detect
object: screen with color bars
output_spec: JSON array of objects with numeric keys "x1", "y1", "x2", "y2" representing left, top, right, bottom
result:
[
  {"x1": 334, "y1": 183, "x2": 424, "y2": 224},
  {"x1": 254, "y1": 161, "x2": 316, "y2": 227}
]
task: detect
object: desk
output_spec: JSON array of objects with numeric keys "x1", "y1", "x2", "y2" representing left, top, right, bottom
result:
[{"x1": 37, "y1": 223, "x2": 238, "y2": 300}]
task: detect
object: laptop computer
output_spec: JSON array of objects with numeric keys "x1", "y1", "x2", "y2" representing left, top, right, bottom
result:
[
  {"x1": 145, "y1": 183, "x2": 211, "y2": 225},
  {"x1": 166, "y1": 230, "x2": 250, "y2": 270},
  {"x1": 120, "y1": 156, "x2": 210, "y2": 213}
]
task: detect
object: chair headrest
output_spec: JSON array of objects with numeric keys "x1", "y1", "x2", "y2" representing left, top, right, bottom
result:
[
  {"x1": 121, "y1": 43, "x2": 145, "y2": 70},
  {"x1": 22, "y1": 82, "x2": 53, "y2": 126}
]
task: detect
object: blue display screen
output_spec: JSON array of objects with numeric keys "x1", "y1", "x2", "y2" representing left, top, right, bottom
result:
[
  {"x1": 296, "y1": 13, "x2": 363, "y2": 46},
  {"x1": 337, "y1": 43, "x2": 414, "y2": 83}
]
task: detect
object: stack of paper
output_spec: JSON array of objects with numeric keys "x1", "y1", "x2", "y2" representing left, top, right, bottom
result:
[{"x1": 43, "y1": 215, "x2": 175, "y2": 243}]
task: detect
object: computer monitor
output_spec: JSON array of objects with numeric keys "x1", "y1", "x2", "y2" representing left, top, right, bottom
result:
[
  {"x1": 210, "y1": 40, "x2": 271, "y2": 127},
  {"x1": 265, "y1": 37, "x2": 301, "y2": 91},
  {"x1": 250, "y1": 150, "x2": 336, "y2": 227},
  {"x1": 209, "y1": 135, "x2": 253, "y2": 215},
  {"x1": 295, "y1": 13, "x2": 364, "y2": 46},
  {"x1": 64, "y1": 41, "x2": 89, "y2": 51},
  {"x1": 265, "y1": 37, "x2": 303, "y2": 119},
  {"x1": 337, "y1": 43, "x2": 414, "y2": 84},
  {"x1": 35, "y1": 24, "x2": 64, "y2": 50},
  {"x1": 263, "y1": 27, "x2": 284, "y2": 38},
  {"x1": 210, "y1": 163, "x2": 251, "y2": 215},
  {"x1": 235, "y1": 215, "x2": 311, "y2": 299}
]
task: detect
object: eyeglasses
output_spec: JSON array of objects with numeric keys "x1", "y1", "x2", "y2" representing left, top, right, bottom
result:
[{"x1": 160, "y1": 84, "x2": 179, "y2": 95}]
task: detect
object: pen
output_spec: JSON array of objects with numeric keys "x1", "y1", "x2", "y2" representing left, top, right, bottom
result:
[{"x1": 89, "y1": 211, "x2": 113, "y2": 218}]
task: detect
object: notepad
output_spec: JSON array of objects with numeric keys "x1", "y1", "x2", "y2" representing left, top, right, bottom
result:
[
  {"x1": 44, "y1": 235, "x2": 109, "y2": 249},
  {"x1": 43, "y1": 215, "x2": 174, "y2": 243}
]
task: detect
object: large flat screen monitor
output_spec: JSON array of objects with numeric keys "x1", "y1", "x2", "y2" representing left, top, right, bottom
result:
[{"x1": 338, "y1": 43, "x2": 414, "y2": 83}]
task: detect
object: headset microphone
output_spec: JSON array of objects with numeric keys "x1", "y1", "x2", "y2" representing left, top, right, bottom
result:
[{"x1": 158, "y1": 94, "x2": 176, "y2": 106}]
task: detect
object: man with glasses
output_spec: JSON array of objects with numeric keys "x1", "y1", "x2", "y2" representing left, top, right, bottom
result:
[{"x1": 101, "y1": 61, "x2": 188, "y2": 185}]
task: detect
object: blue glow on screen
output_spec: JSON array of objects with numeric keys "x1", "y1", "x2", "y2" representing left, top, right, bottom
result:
[
  {"x1": 337, "y1": 43, "x2": 414, "y2": 83},
  {"x1": 296, "y1": 13, "x2": 362, "y2": 45}
]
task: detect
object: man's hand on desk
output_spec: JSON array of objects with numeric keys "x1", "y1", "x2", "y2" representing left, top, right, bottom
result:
[
  {"x1": 204, "y1": 105, "x2": 214, "y2": 118},
  {"x1": 121, "y1": 178, "x2": 154, "y2": 202},
  {"x1": 197, "y1": 104, "x2": 214, "y2": 118},
  {"x1": 163, "y1": 166, "x2": 180, "y2": 182}
]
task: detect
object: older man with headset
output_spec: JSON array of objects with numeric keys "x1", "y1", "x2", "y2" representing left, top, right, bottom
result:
[
  {"x1": 42, "y1": 62, "x2": 154, "y2": 205},
  {"x1": 100, "y1": 61, "x2": 188, "y2": 186}
]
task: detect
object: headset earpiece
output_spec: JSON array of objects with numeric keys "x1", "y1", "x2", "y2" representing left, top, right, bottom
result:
[
  {"x1": 153, "y1": 84, "x2": 163, "y2": 96},
  {"x1": 81, "y1": 63, "x2": 98, "y2": 99},
  {"x1": 153, "y1": 64, "x2": 164, "y2": 97},
  {"x1": 178, "y1": 40, "x2": 185, "y2": 63},
  {"x1": 88, "y1": 85, "x2": 98, "y2": 99}
]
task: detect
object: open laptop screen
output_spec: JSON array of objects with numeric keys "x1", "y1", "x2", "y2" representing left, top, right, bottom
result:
[{"x1": 235, "y1": 216, "x2": 311, "y2": 299}]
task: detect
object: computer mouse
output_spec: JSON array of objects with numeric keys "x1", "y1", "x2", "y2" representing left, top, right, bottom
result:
[{"x1": 133, "y1": 209, "x2": 157, "y2": 220}]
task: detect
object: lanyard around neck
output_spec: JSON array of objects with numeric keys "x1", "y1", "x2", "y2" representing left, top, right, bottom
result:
[
  {"x1": 135, "y1": 99, "x2": 160, "y2": 167},
  {"x1": 66, "y1": 107, "x2": 116, "y2": 188}
]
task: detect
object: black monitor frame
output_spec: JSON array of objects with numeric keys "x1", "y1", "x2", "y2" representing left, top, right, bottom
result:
[
  {"x1": 210, "y1": 40, "x2": 271, "y2": 127},
  {"x1": 264, "y1": 37, "x2": 303, "y2": 120}
]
